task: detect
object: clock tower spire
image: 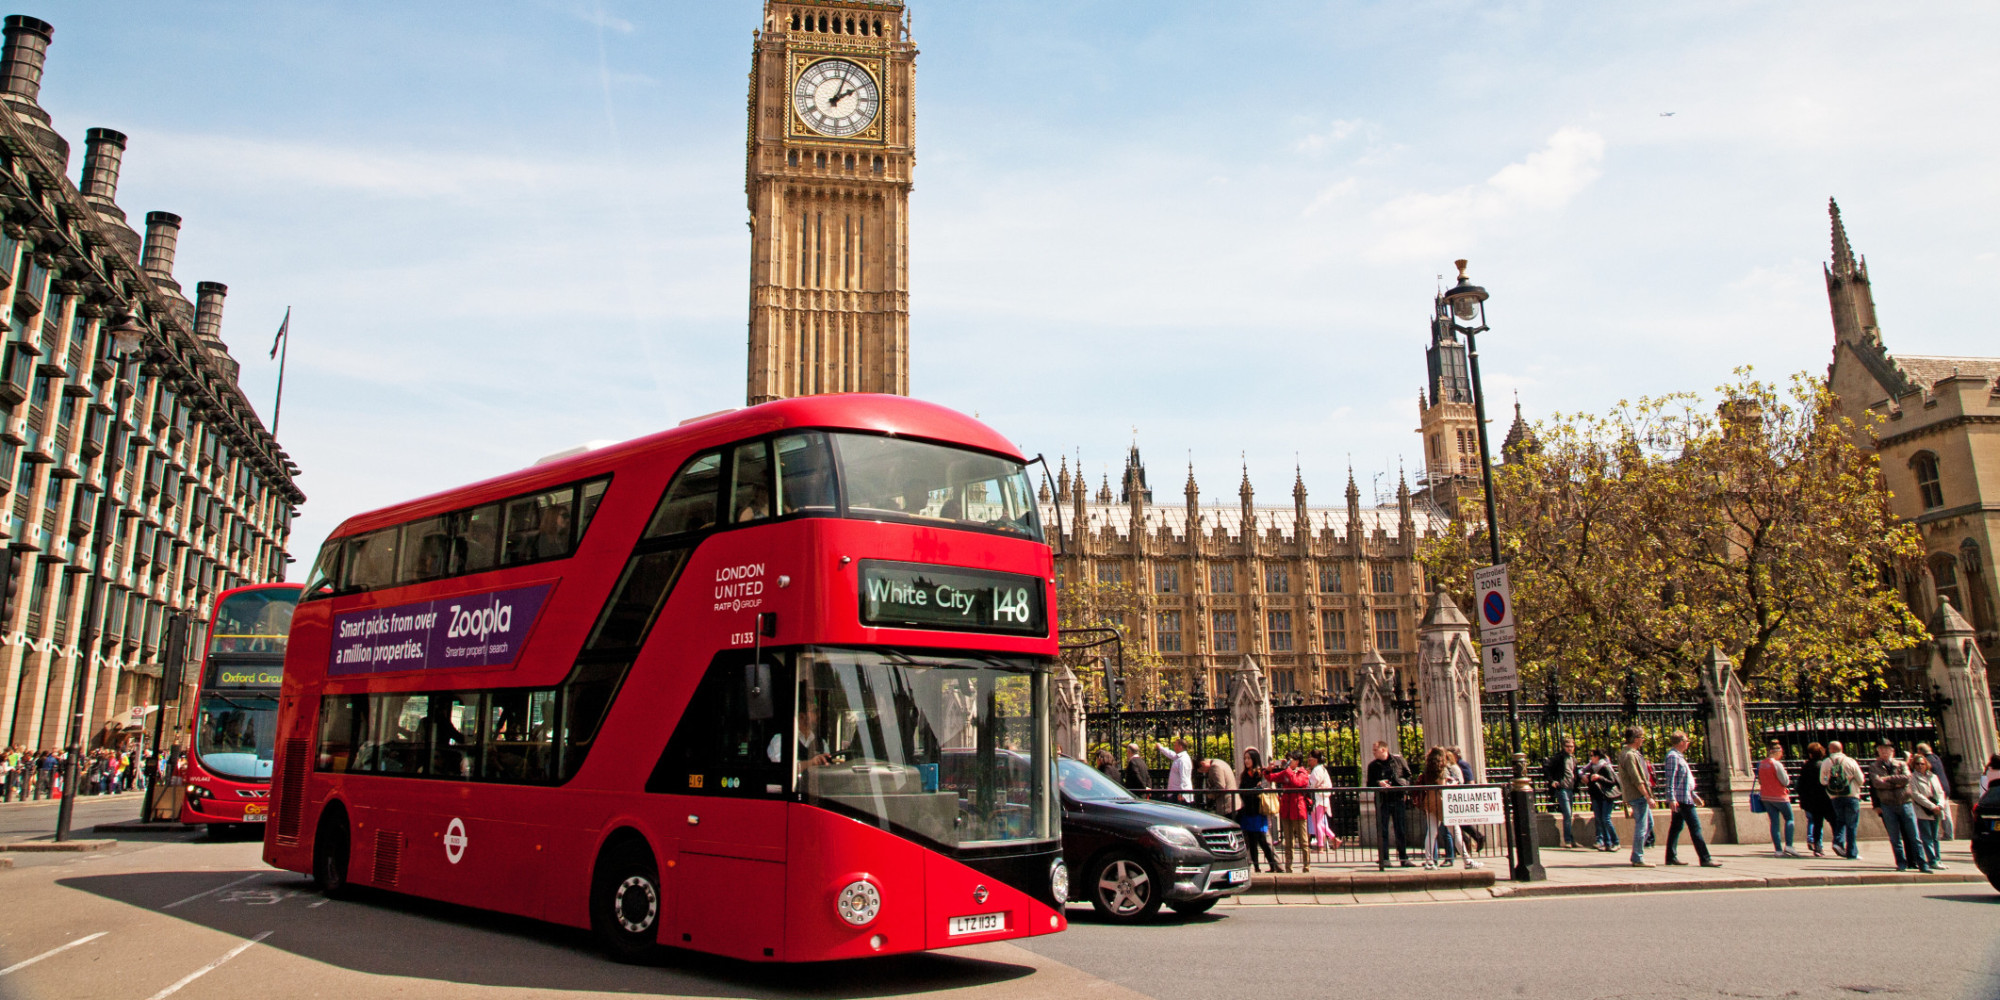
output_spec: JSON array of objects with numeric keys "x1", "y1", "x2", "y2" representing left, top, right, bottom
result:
[{"x1": 746, "y1": 1, "x2": 915, "y2": 405}]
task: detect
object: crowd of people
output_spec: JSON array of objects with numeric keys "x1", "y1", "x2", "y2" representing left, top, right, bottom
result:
[
  {"x1": 0, "y1": 745, "x2": 156, "y2": 801},
  {"x1": 1538, "y1": 727, "x2": 2000, "y2": 874}
]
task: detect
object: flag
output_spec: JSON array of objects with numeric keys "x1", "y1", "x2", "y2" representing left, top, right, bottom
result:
[{"x1": 269, "y1": 307, "x2": 290, "y2": 359}]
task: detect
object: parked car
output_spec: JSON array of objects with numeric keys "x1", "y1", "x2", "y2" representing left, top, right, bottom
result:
[
  {"x1": 1974, "y1": 782, "x2": 2000, "y2": 891},
  {"x1": 1055, "y1": 757, "x2": 1251, "y2": 921}
]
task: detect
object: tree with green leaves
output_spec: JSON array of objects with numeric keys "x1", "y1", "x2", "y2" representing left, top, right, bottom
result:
[{"x1": 1424, "y1": 371, "x2": 1925, "y2": 698}]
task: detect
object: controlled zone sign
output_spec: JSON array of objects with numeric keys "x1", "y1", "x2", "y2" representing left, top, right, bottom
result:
[
  {"x1": 1441, "y1": 786, "x2": 1505, "y2": 827},
  {"x1": 1482, "y1": 641, "x2": 1520, "y2": 694},
  {"x1": 1471, "y1": 564, "x2": 1515, "y2": 645}
]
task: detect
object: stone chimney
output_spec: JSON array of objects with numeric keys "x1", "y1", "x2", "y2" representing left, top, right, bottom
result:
[
  {"x1": 0, "y1": 15, "x2": 63, "y2": 163},
  {"x1": 193, "y1": 281, "x2": 240, "y2": 383},
  {"x1": 80, "y1": 127, "x2": 124, "y2": 206},
  {"x1": 141, "y1": 211, "x2": 182, "y2": 289}
]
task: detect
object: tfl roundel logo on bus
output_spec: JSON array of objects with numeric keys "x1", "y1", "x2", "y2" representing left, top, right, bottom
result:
[{"x1": 329, "y1": 583, "x2": 554, "y2": 675}]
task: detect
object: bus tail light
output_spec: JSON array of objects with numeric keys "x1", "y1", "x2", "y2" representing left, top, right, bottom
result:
[{"x1": 836, "y1": 877, "x2": 881, "y2": 927}]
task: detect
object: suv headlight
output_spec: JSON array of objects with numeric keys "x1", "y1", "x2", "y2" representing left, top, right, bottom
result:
[{"x1": 1148, "y1": 824, "x2": 1200, "y2": 849}]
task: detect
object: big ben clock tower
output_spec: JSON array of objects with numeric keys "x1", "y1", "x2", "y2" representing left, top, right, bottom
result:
[{"x1": 745, "y1": 1, "x2": 914, "y2": 405}]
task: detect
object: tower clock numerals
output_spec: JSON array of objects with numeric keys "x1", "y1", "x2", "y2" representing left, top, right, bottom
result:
[{"x1": 793, "y1": 58, "x2": 879, "y2": 138}]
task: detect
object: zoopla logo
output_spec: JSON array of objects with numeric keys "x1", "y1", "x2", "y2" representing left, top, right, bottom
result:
[{"x1": 447, "y1": 597, "x2": 514, "y2": 642}]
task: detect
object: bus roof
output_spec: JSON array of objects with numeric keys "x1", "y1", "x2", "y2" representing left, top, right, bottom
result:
[{"x1": 326, "y1": 394, "x2": 1027, "y2": 540}]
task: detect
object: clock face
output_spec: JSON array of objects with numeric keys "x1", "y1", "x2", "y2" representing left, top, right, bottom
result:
[{"x1": 793, "y1": 58, "x2": 880, "y2": 138}]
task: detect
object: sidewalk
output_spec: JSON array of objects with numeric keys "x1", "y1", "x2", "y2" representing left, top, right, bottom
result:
[{"x1": 1226, "y1": 841, "x2": 1986, "y2": 905}]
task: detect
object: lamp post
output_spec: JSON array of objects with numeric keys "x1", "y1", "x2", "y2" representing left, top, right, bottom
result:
[
  {"x1": 54, "y1": 313, "x2": 144, "y2": 843},
  {"x1": 1443, "y1": 260, "x2": 1543, "y2": 881}
]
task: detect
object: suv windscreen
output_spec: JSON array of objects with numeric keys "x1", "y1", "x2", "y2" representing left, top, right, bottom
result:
[{"x1": 1058, "y1": 757, "x2": 1137, "y2": 803}]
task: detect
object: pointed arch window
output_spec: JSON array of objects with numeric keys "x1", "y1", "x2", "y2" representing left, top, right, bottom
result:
[
  {"x1": 1912, "y1": 452, "x2": 1944, "y2": 509},
  {"x1": 1963, "y1": 538, "x2": 1994, "y2": 632},
  {"x1": 1930, "y1": 551, "x2": 1962, "y2": 618}
]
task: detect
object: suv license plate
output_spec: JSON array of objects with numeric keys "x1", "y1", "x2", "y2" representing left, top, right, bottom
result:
[
  {"x1": 1224, "y1": 868, "x2": 1250, "y2": 885},
  {"x1": 948, "y1": 913, "x2": 1006, "y2": 936}
]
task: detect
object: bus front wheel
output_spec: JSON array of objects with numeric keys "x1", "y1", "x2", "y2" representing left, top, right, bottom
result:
[{"x1": 591, "y1": 836, "x2": 663, "y2": 963}]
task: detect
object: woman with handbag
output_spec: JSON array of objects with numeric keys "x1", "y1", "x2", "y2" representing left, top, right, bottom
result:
[
  {"x1": 1755, "y1": 741, "x2": 1800, "y2": 857},
  {"x1": 1236, "y1": 747, "x2": 1282, "y2": 873},
  {"x1": 1418, "y1": 747, "x2": 1468, "y2": 870},
  {"x1": 1909, "y1": 754, "x2": 1947, "y2": 870}
]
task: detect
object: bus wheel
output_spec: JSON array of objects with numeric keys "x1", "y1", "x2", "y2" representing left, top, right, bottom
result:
[
  {"x1": 313, "y1": 808, "x2": 352, "y2": 900},
  {"x1": 1089, "y1": 852, "x2": 1163, "y2": 922},
  {"x1": 591, "y1": 837, "x2": 662, "y2": 963}
]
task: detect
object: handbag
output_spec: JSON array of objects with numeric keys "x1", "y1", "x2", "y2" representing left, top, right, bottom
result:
[
  {"x1": 1749, "y1": 791, "x2": 1765, "y2": 814},
  {"x1": 1259, "y1": 791, "x2": 1281, "y2": 816}
]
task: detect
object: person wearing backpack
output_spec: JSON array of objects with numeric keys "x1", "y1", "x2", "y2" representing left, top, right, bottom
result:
[{"x1": 1820, "y1": 740, "x2": 1865, "y2": 860}]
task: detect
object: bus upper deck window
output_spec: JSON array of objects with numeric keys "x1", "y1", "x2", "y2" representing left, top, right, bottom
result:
[
  {"x1": 303, "y1": 541, "x2": 345, "y2": 599},
  {"x1": 345, "y1": 528, "x2": 402, "y2": 592},
  {"x1": 776, "y1": 433, "x2": 836, "y2": 515},
  {"x1": 731, "y1": 441, "x2": 773, "y2": 524},
  {"x1": 648, "y1": 451, "x2": 722, "y2": 538},
  {"x1": 578, "y1": 479, "x2": 609, "y2": 538},
  {"x1": 451, "y1": 504, "x2": 503, "y2": 575},
  {"x1": 504, "y1": 487, "x2": 576, "y2": 564},
  {"x1": 399, "y1": 515, "x2": 453, "y2": 583}
]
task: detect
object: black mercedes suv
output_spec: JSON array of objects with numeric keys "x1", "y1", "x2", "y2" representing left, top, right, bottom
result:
[
  {"x1": 1975, "y1": 781, "x2": 1999, "y2": 891},
  {"x1": 1056, "y1": 757, "x2": 1251, "y2": 922}
]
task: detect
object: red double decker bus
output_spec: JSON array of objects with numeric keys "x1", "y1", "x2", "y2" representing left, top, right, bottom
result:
[
  {"x1": 180, "y1": 583, "x2": 303, "y2": 834},
  {"x1": 264, "y1": 395, "x2": 1066, "y2": 962}
]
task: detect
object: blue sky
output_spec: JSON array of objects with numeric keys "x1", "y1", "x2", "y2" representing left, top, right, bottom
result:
[{"x1": 23, "y1": 1, "x2": 1999, "y2": 574}]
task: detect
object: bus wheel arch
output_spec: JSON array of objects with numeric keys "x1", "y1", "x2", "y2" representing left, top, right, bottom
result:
[
  {"x1": 590, "y1": 827, "x2": 663, "y2": 963},
  {"x1": 313, "y1": 799, "x2": 353, "y2": 899}
]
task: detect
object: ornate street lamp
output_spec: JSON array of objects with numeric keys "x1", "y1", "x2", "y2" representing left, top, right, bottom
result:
[
  {"x1": 1443, "y1": 261, "x2": 1542, "y2": 880},
  {"x1": 55, "y1": 313, "x2": 144, "y2": 843}
]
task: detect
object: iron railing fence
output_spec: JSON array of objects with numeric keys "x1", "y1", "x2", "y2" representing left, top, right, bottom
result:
[{"x1": 1127, "y1": 783, "x2": 1517, "y2": 872}]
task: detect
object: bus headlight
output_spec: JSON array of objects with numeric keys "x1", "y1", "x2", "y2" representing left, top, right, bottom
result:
[
  {"x1": 837, "y1": 879, "x2": 881, "y2": 927},
  {"x1": 1050, "y1": 858, "x2": 1069, "y2": 904}
]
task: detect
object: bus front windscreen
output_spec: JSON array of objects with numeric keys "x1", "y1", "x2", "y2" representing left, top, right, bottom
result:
[
  {"x1": 833, "y1": 434, "x2": 1042, "y2": 540},
  {"x1": 195, "y1": 690, "x2": 278, "y2": 781},
  {"x1": 210, "y1": 588, "x2": 297, "y2": 656},
  {"x1": 797, "y1": 649, "x2": 1052, "y2": 850}
]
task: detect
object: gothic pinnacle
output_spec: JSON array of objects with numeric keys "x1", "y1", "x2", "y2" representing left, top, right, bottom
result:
[{"x1": 1829, "y1": 197, "x2": 1857, "y2": 277}]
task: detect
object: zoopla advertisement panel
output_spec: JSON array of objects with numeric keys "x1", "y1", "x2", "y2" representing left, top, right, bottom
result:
[{"x1": 328, "y1": 583, "x2": 555, "y2": 676}]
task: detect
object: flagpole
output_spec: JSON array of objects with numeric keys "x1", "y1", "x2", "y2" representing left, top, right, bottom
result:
[{"x1": 271, "y1": 307, "x2": 289, "y2": 436}]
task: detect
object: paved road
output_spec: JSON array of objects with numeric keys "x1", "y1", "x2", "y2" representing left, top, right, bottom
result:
[
  {"x1": 1, "y1": 830, "x2": 1995, "y2": 1000},
  {"x1": 0, "y1": 792, "x2": 153, "y2": 843}
]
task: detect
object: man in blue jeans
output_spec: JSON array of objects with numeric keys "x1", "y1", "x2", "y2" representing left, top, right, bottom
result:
[
  {"x1": 1544, "y1": 737, "x2": 1580, "y2": 849},
  {"x1": 1866, "y1": 739, "x2": 1928, "y2": 873},
  {"x1": 1821, "y1": 741, "x2": 1865, "y2": 859},
  {"x1": 1661, "y1": 732, "x2": 1722, "y2": 867},
  {"x1": 1615, "y1": 726, "x2": 1655, "y2": 866}
]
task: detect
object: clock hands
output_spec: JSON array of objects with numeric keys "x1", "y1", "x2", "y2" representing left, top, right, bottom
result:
[{"x1": 827, "y1": 81, "x2": 859, "y2": 108}]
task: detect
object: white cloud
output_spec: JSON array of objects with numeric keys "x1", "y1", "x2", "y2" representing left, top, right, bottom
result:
[
  {"x1": 1367, "y1": 127, "x2": 1605, "y2": 260},
  {"x1": 1302, "y1": 177, "x2": 1357, "y2": 217},
  {"x1": 1295, "y1": 118, "x2": 1363, "y2": 153}
]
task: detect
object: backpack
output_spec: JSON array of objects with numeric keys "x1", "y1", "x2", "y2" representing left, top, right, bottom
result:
[{"x1": 1825, "y1": 759, "x2": 1853, "y2": 797}]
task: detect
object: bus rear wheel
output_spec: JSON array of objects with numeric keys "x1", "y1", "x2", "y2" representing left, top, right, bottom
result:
[
  {"x1": 592, "y1": 837, "x2": 662, "y2": 963},
  {"x1": 313, "y1": 808, "x2": 352, "y2": 900}
]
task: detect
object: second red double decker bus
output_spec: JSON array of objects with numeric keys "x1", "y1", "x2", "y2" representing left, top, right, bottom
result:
[
  {"x1": 264, "y1": 395, "x2": 1066, "y2": 962},
  {"x1": 180, "y1": 583, "x2": 303, "y2": 834}
]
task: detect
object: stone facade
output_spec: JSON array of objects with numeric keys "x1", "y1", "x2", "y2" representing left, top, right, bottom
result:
[
  {"x1": 1823, "y1": 199, "x2": 1999, "y2": 667},
  {"x1": 0, "y1": 16, "x2": 303, "y2": 751},
  {"x1": 744, "y1": 1, "x2": 913, "y2": 405},
  {"x1": 1045, "y1": 448, "x2": 1446, "y2": 703}
]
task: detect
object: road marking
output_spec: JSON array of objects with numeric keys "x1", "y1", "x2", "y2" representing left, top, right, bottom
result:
[
  {"x1": 162, "y1": 873, "x2": 265, "y2": 910},
  {"x1": 144, "y1": 931, "x2": 272, "y2": 1000},
  {"x1": 307, "y1": 897, "x2": 331, "y2": 908},
  {"x1": 0, "y1": 931, "x2": 107, "y2": 976}
]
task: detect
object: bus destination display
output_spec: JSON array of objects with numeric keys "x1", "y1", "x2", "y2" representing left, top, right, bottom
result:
[
  {"x1": 210, "y1": 662, "x2": 284, "y2": 688},
  {"x1": 858, "y1": 560, "x2": 1046, "y2": 636},
  {"x1": 329, "y1": 582, "x2": 553, "y2": 675}
]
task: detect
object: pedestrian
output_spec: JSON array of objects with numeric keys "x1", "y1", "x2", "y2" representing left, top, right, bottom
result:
[
  {"x1": 1417, "y1": 747, "x2": 1475, "y2": 869},
  {"x1": 1755, "y1": 741, "x2": 1800, "y2": 857},
  {"x1": 1661, "y1": 731, "x2": 1721, "y2": 868},
  {"x1": 1272, "y1": 753, "x2": 1312, "y2": 872},
  {"x1": 1983, "y1": 754, "x2": 2000, "y2": 796},
  {"x1": 1195, "y1": 756, "x2": 1239, "y2": 818},
  {"x1": 1093, "y1": 748, "x2": 1119, "y2": 785},
  {"x1": 1866, "y1": 740, "x2": 1927, "y2": 873},
  {"x1": 0, "y1": 746, "x2": 14, "y2": 803},
  {"x1": 1448, "y1": 745, "x2": 1486, "y2": 854},
  {"x1": 1616, "y1": 726, "x2": 1656, "y2": 867},
  {"x1": 1237, "y1": 748, "x2": 1282, "y2": 873},
  {"x1": 1366, "y1": 740, "x2": 1415, "y2": 870},
  {"x1": 1821, "y1": 740, "x2": 1865, "y2": 860},
  {"x1": 1306, "y1": 750, "x2": 1341, "y2": 851},
  {"x1": 36, "y1": 749, "x2": 58, "y2": 799},
  {"x1": 1581, "y1": 748, "x2": 1622, "y2": 851},
  {"x1": 1909, "y1": 753, "x2": 1947, "y2": 871},
  {"x1": 1913, "y1": 742, "x2": 1952, "y2": 844},
  {"x1": 1797, "y1": 743, "x2": 1832, "y2": 857},
  {"x1": 1120, "y1": 743, "x2": 1151, "y2": 792},
  {"x1": 1157, "y1": 738, "x2": 1195, "y2": 805},
  {"x1": 1544, "y1": 737, "x2": 1580, "y2": 848}
]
